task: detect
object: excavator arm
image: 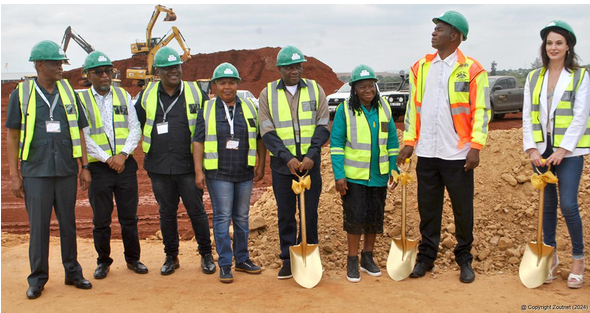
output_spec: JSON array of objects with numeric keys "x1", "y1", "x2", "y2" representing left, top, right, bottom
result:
[
  {"x1": 146, "y1": 26, "x2": 192, "y2": 74},
  {"x1": 145, "y1": 5, "x2": 176, "y2": 50},
  {"x1": 61, "y1": 26, "x2": 95, "y2": 54}
]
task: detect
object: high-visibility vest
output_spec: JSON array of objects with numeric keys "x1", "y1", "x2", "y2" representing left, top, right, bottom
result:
[
  {"x1": 267, "y1": 79, "x2": 319, "y2": 157},
  {"x1": 78, "y1": 87, "x2": 131, "y2": 163},
  {"x1": 403, "y1": 48, "x2": 490, "y2": 150},
  {"x1": 528, "y1": 67, "x2": 589, "y2": 148},
  {"x1": 202, "y1": 97, "x2": 258, "y2": 170},
  {"x1": 17, "y1": 79, "x2": 81, "y2": 161},
  {"x1": 140, "y1": 81, "x2": 203, "y2": 153},
  {"x1": 331, "y1": 97, "x2": 398, "y2": 180}
]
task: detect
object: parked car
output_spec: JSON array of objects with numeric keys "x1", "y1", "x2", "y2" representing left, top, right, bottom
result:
[
  {"x1": 327, "y1": 75, "x2": 410, "y2": 121},
  {"x1": 488, "y1": 76, "x2": 524, "y2": 120},
  {"x1": 237, "y1": 90, "x2": 259, "y2": 108}
]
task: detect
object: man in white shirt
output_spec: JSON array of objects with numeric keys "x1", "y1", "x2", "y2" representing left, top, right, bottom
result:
[
  {"x1": 398, "y1": 11, "x2": 490, "y2": 283},
  {"x1": 78, "y1": 51, "x2": 147, "y2": 279}
]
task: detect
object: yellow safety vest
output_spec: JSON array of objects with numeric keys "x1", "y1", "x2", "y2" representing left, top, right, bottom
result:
[
  {"x1": 403, "y1": 49, "x2": 490, "y2": 150},
  {"x1": 528, "y1": 67, "x2": 589, "y2": 148},
  {"x1": 18, "y1": 79, "x2": 81, "y2": 161},
  {"x1": 267, "y1": 79, "x2": 319, "y2": 157},
  {"x1": 78, "y1": 87, "x2": 131, "y2": 163},
  {"x1": 141, "y1": 81, "x2": 203, "y2": 153},
  {"x1": 202, "y1": 97, "x2": 258, "y2": 170},
  {"x1": 331, "y1": 97, "x2": 393, "y2": 180}
]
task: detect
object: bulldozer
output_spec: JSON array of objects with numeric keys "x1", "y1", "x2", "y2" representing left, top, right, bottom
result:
[
  {"x1": 126, "y1": 5, "x2": 192, "y2": 87},
  {"x1": 61, "y1": 26, "x2": 121, "y2": 87}
]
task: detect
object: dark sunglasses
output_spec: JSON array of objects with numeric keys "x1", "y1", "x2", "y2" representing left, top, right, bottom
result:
[{"x1": 91, "y1": 69, "x2": 113, "y2": 76}]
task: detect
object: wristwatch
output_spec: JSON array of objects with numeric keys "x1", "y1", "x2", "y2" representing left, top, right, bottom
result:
[
  {"x1": 120, "y1": 151, "x2": 129, "y2": 159},
  {"x1": 81, "y1": 164, "x2": 90, "y2": 170}
]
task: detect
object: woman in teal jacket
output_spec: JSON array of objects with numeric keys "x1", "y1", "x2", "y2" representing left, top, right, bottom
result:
[{"x1": 330, "y1": 65, "x2": 399, "y2": 283}]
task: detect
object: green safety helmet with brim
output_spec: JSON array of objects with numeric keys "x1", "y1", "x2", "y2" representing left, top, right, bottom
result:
[
  {"x1": 29, "y1": 40, "x2": 69, "y2": 63},
  {"x1": 276, "y1": 45, "x2": 307, "y2": 67},
  {"x1": 83, "y1": 51, "x2": 112, "y2": 72},
  {"x1": 154, "y1": 47, "x2": 183, "y2": 68},
  {"x1": 433, "y1": 10, "x2": 469, "y2": 41},
  {"x1": 211, "y1": 62, "x2": 241, "y2": 82},
  {"x1": 540, "y1": 20, "x2": 577, "y2": 46},
  {"x1": 349, "y1": 64, "x2": 378, "y2": 85}
]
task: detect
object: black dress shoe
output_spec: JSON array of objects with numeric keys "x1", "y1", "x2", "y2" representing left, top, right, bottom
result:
[
  {"x1": 26, "y1": 286, "x2": 43, "y2": 299},
  {"x1": 460, "y1": 261, "x2": 475, "y2": 283},
  {"x1": 409, "y1": 262, "x2": 434, "y2": 278},
  {"x1": 161, "y1": 255, "x2": 180, "y2": 275},
  {"x1": 64, "y1": 278, "x2": 92, "y2": 289},
  {"x1": 201, "y1": 253, "x2": 216, "y2": 274},
  {"x1": 127, "y1": 261, "x2": 149, "y2": 274},
  {"x1": 94, "y1": 263, "x2": 110, "y2": 279}
]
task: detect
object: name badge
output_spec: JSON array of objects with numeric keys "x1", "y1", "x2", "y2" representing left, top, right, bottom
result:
[
  {"x1": 157, "y1": 122, "x2": 169, "y2": 134},
  {"x1": 46, "y1": 121, "x2": 61, "y2": 133},
  {"x1": 226, "y1": 138, "x2": 240, "y2": 150}
]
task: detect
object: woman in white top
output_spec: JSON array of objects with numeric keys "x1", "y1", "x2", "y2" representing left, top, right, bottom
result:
[{"x1": 523, "y1": 20, "x2": 590, "y2": 289}]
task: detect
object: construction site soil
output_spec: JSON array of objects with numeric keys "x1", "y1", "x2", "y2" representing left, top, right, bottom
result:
[{"x1": 1, "y1": 48, "x2": 588, "y2": 285}]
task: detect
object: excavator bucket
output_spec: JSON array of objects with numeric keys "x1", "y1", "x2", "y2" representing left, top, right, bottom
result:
[{"x1": 164, "y1": 11, "x2": 177, "y2": 21}]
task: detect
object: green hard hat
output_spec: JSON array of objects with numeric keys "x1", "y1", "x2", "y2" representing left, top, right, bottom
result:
[
  {"x1": 29, "y1": 40, "x2": 69, "y2": 62},
  {"x1": 349, "y1": 64, "x2": 378, "y2": 85},
  {"x1": 154, "y1": 47, "x2": 183, "y2": 68},
  {"x1": 211, "y1": 62, "x2": 241, "y2": 82},
  {"x1": 276, "y1": 45, "x2": 307, "y2": 67},
  {"x1": 83, "y1": 51, "x2": 112, "y2": 71},
  {"x1": 540, "y1": 20, "x2": 577, "y2": 45},
  {"x1": 433, "y1": 10, "x2": 469, "y2": 41}
]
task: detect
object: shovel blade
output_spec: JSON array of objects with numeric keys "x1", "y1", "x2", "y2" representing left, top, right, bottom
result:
[
  {"x1": 290, "y1": 244, "x2": 322, "y2": 289},
  {"x1": 518, "y1": 241, "x2": 554, "y2": 288},
  {"x1": 387, "y1": 238, "x2": 418, "y2": 281}
]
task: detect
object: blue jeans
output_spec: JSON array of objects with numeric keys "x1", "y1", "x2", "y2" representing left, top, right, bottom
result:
[
  {"x1": 206, "y1": 178, "x2": 253, "y2": 267},
  {"x1": 539, "y1": 149, "x2": 585, "y2": 259}
]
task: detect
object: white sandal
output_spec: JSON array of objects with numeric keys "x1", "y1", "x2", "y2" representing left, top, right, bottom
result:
[
  {"x1": 567, "y1": 273, "x2": 583, "y2": 289},
  {"x1": 544, "y1": 254, "x2": 559, "y2": 284}
]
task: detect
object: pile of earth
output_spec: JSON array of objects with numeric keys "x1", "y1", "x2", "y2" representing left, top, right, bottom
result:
[
  {"x1": 240, "y1": 129, "x2": 590, "y2": 277},
  {"x1": 62, "y1": 47, "x2": 344, "y2": 98}
]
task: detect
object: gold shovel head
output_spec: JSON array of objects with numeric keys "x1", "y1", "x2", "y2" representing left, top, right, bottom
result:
[
  {"x1": 387, "y1": 238, "x2": 418, "y2": 281},
  {"x1": 290, "y1": 244, "x2": 323, "y2": 289},
  {"x1": 518, "y1": 242, "x2": 554, "y2": 288}
]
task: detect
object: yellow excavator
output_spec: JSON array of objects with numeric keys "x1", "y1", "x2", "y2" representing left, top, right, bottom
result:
[
  {"x1": 126, "y1": 5, "x2": 192, "y2": 87},
  {"x1": 61, "y1": 26, "x2": 121, "y2": 87}
]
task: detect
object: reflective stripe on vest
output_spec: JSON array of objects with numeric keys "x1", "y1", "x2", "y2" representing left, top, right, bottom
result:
[
  {"x1": 340, "y1": 97, "x2": 392, "y2": 180},
  {"x1": 78, "y1": 87, "x2": 130, "y2": 163},
  {"x1": 529, "y1": 67, "x2": 589, "y2": 148},
  {"x1": 141, "y1": 81, "x2": 202, "y2": 153},
  {"x1": 267, "y1": 79, "x2": 319, "y2": 157},
  {"x1": 404, "y1": 49, "x2": 490, "y2": 149},
  {"x1": 202, "y1": 97, "x2": 258, "y2": 170},
  {"x1": 18, "y1": 79, "x2": 81, "y2": 161}
]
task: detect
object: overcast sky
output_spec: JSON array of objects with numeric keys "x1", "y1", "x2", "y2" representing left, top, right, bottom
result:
[{"x1": 2, "y1": 4, "x2": 589, "y2": 75}]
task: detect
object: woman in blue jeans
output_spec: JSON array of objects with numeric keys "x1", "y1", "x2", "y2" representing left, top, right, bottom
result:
[
  {"x1": 193, "y1": 63, "x2": 267, "y2": 283},
  {"x1": 523, "y1": 20, "x2": 589, "y2": 289}
]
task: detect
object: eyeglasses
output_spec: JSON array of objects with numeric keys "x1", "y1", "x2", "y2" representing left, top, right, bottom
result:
[
  {"x1": 91, "y1": 69, "x2": 113, "y2": 77},
  {"x1": 161, "y1": 65, "x2": 181, "y2": 72}
]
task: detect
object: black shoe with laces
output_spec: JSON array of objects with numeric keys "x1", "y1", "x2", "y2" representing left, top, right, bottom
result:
[
  {"x1": 235, "y1": 259, "x2": 262, "y2": 274},
  {"x1": 219, "y1": 266, "x2": 233, "y2": 283}
]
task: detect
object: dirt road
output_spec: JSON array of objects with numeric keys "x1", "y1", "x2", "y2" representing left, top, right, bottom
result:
[{"x1": 1, "y1": 233, "x2": 587, "y2": 313}]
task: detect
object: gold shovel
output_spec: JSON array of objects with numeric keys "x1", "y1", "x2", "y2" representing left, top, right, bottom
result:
[
  {"x1": 387, "y1": 159, "x2": 418, "y2": 281},
  {"x1": 289, "y1": 173, "x2": 322, "y2": 289},
  {"x1": 519, "y1": 162, "x2": 558, "y2": 289}
]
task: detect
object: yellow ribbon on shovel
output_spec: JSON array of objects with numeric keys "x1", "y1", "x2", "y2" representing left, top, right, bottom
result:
[
  {"x1": 531, "y1": 171, "x2": 558, "y2": 190},
  {"x1": 292, "y1": 174, "x2": 311, "y2": 194},
  {"x1": 391, "y1": 169, "x2": 414, "y2": 185}
]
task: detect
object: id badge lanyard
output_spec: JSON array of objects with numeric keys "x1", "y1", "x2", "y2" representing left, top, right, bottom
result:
[
  {"x1": 222, "y1": 101, "x2": 235, "y2": 138},
  {"x1": 158, "y1": 83, "x2": 184, "y2": 123},
  {"x1": 34, "y1": 82, "x2": 60, "y2": 121}
]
